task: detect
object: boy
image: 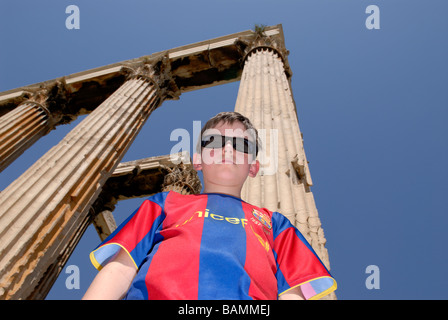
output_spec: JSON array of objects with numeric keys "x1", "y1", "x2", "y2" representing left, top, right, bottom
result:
[{"x1": 83, "y1": 112, "x2": 336, "y2": 300}]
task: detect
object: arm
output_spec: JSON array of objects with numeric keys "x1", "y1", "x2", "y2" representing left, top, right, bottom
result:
[
  {"x1": 272, "y1": 212, "x2": 336, "y2": 300},
  {"x1": 278, "y1": 286, "x2": 305, "y2": 300},
  {"x1": 82, "y1": 248, "x2": 137, "y2": 300}
]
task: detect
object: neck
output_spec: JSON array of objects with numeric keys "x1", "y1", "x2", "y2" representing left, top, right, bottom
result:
[{"x1": 202, "y1": 184, "x2": 242, "y2": 199}]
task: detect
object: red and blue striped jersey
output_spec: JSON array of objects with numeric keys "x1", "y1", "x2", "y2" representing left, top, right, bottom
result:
[{"x1": 90, "y1": 191, "x2": 337, "y2": 300}]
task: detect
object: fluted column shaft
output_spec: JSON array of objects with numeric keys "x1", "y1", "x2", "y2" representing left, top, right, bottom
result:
[
  {"x1": 234, "y1": 47, "x2": 330, "y2": 269},
  {"x1": 0, "y1": 64, "x2": 175, "y2": 299},
  {"x1": 0, "y1": 101, "x2": 52, "y2": 173}
]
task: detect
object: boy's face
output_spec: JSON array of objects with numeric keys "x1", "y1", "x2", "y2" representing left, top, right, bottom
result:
[{"x1": 193, "y1": 121, "x2": 259, "y2": 192}]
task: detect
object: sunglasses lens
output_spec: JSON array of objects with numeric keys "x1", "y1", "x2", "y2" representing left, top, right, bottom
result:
[
  {"x1": 233, "y1": 137, "x2": 252, "y2": 154},
  {"x1": 201, "y1": 135, "x2": 220, "y2": 148},
  {"x1": 201, "y1": 134, "x2": 256, "y2": 155}
]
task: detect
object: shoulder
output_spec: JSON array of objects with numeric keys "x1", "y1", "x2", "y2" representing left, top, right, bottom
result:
[
  {"x1": 271, "y1": 211, "x2": 292, "y2": 226},
  {"x1": 147, "y1": 191, "x2": 207, "y2": 207},
  {"x1": 146, "y1": 191, "x2": 171, "y2": 206},
  {"x1": 271, "y1": 211, "x2": 297, "y2": 237}
]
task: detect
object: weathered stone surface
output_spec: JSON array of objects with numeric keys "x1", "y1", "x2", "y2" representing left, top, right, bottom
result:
[
  {"x1": 0, "y1": 63, "x2": 172, "y2": 300},
  {"x1": 234, "y1": 45, "x2": 331, "y2": 274}
]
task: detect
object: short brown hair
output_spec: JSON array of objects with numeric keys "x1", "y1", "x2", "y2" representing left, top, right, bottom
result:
[{"x1": 196, "y1": 111, "x2": 261, "y2": 156}]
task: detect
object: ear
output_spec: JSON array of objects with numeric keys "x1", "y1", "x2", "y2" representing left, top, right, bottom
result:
[
  {"x1": 193, "y1": 153, "x2": 202, "y2": 171},
  {"x1": 248, "y1": 160, "x2": 260, "y2": 178}
]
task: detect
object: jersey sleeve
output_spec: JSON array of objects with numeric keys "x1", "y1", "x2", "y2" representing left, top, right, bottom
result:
[
  {"x1": 272, "y1": 212, "x2": 337, "y2": 300},
  {"x1": 89, "y1": 192, "x2": 169, "y2": 271}
]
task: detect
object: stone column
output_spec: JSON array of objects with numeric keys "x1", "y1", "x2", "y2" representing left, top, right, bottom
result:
[
  {"x1": 0, "y1": 82, "x2": 67, "y2": 173},
  {"x1": 0, "y1": 58, "x2": 179, "y2": 300},
  {"x1": 234, "y1": 40, "x2": 331, "y2": 270}
]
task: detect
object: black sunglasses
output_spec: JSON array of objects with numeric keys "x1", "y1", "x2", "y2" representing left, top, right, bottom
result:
[{"x1": 201, "y1": 134, "x2": 257, "y2": 156}]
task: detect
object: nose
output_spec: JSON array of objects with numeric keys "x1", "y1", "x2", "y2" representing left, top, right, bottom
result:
[{"x1": 222, "y1": 140, "x2": 234, "y2": 154}]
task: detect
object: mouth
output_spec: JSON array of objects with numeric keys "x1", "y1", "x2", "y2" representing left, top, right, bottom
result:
[{"x1": 218, "y1": 159, "x2": 235, "y2": 164}]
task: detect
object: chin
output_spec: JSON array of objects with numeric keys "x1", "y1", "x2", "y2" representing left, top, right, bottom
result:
[{"x1": 205, "y1": 172, "x2": 245, "y2": 185}]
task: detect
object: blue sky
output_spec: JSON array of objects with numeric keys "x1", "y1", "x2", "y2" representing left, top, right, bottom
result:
[{"x1": 1, "y1": 0, "x2": 447, "y2": 300}]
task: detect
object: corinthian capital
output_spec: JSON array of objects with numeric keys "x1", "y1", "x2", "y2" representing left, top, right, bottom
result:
[
  {"x1": 25, "y1": 78, "x2": 74, "y2": 125},
  {"x1": 161, "y1": 163, "x2": 202, "y2": 195},
  {"x1": 235, "y1": 25, "x2": 292, "y2": 77},
  {"x1": 123, "y1": 53, "x2": 181, "y2": 101}
]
